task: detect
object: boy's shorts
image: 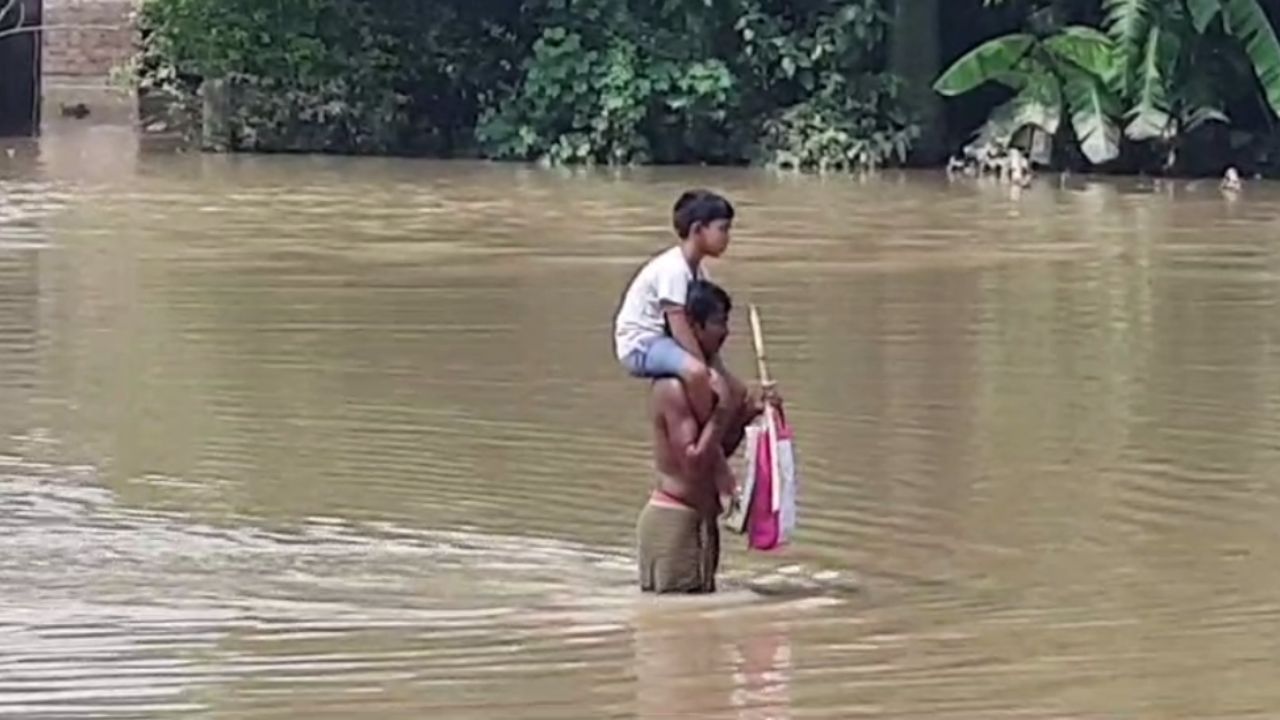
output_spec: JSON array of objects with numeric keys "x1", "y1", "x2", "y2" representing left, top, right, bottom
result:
[{"x1": 621, "y1": 336, "x2": 694, "y2": 379}]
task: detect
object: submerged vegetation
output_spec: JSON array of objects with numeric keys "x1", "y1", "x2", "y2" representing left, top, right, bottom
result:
[
  {"x1": 127, "y1": 0, "x2": 1280, "y2": 175},
  {"x1": 136, "y1": 0, "x2": 919, "y2": 171}
]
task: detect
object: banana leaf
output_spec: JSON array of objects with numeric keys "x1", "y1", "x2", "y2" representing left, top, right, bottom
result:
[
  {"x1": 1063, "y1": 66, "x2": 1122, "y2": 164},
  {"x1": 976, "y1": 69, "x2": 1064, "y2": 148},
  {"x1": 934, "y1": 33, "x2": 1036, "y2": 96},
  {"x1": 1221, "y1": 0, "x2": 1280, "y2": 117},
  {"x1": 1187, "y1": 0, "x2": 1222, "y2": 33},
  {"x1": 1102, "y1": 0, "x2": 1153, "y2": 94},
  {"x1": 1125, "y1": 24, "x2": 1179, "y2": 141},
  {"x1": 1045, "y1": 25, "x2": 1119, "y2": 81}
]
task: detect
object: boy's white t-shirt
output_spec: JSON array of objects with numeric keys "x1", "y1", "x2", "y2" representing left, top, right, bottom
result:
[{"x1": 613, "y1": 245, "x2": 709, "y2": 362}]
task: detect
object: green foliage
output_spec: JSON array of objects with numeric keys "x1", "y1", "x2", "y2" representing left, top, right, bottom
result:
[
  {"x1": 736, "y1": 0, "x2": 919, "y2": 170},
  {"x1": 936, "y1": 0, "x2": 1280, "y2": 170},
  {"x1": 475, "y1": 21, "x2": 736, "y2": 165},
  {"x1": 138, "y1": 0, "x2": 917, "y2": 170},
  {"x1": 138, "y1": 0, "x2": 524, "y2": 154},
  {"x1": 756, "y1": 74, "x2": 919, "y2": 171},
  {"x1": 476, "y1": 0, "x2": 914, "y2": 170}
]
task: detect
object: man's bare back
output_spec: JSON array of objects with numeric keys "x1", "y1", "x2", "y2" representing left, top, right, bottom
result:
[{"x1": 650, "y1": 377, "x2": 755, "y2": 516}]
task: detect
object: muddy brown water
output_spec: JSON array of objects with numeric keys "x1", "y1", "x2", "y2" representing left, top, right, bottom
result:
[{"x1": 5, "y1": 131, "x2": 1280, "y2": 718}]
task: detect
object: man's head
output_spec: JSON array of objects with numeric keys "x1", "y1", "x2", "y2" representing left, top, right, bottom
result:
[
  {"x1": 673, "y1": 190, "x2": 734, "y2": 258},
  {"x1": 685, "y1": 279, "x2": 732, "y2": 359}
]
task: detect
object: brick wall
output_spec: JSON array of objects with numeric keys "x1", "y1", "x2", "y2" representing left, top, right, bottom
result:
[{"x1": 42, "y1": 0, "x2": 137, "y2": 77}]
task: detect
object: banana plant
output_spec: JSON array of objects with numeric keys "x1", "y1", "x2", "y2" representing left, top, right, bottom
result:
[
  {"x1": 937, "y1": 0, "x2": 1280, "y2": 168},
  {"x1": 933, "y1": 25, "x2": 1121, "y2": 165},
  {"x1": 1105, "y1": 0, "x2": 1280, "y2": 144}
]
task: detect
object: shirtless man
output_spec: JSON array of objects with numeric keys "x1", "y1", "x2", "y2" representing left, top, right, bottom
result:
[{"x1": 637, "y1": 279, "x2": 777, "y2": 594}]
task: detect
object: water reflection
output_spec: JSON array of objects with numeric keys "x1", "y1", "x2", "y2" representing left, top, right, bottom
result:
[{"x1": 633, "y1": 596, "x2": 796, "y2": 720}]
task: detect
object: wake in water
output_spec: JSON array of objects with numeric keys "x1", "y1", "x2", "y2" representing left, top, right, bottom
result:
[
  {"x1": 0, "y1": 449, "x2": 857, "y2": 609},
  {"x1": 0, "y1": 447, "x2": 856, "y2": 718}
]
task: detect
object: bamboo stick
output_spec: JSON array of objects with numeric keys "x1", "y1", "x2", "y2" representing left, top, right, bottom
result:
[{"x1": 748, "y1": 304, "x2": 782, "y2": 511}]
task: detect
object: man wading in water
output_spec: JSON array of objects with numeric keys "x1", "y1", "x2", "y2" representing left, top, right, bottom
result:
[{"x1": 637, "y1": 279, "x2": 779, "y2": 593}]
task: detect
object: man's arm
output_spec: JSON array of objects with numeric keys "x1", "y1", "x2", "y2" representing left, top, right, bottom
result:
[
  {"x1": 658, "y1": 383, "x2": 734, "y2": 477},
  {"x1": 720, "y1": 401, "x2": 753, "y2": 457},
  {"x1": 720, "y1": 385, "x2": 782, "y2": 456}
]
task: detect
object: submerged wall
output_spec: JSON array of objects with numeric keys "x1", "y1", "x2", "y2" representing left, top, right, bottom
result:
[
  {"x1": 40, "y1": 0, "x2": 138, "y2": 129},
  {"x1": 43, "y1": 0, "x2": 136, "y2": 78}
]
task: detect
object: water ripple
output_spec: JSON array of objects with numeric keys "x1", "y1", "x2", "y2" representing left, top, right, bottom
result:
[{"x1": 5, "y1": 158, "x2": 1280, "y2": 718}]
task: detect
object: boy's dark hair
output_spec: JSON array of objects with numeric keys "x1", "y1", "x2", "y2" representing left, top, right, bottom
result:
[
  {"x1": 686, "y1": 279, "x2": 732, "y2": 327},
  {"x1": 673, "y1": 189, "x2": 735, "y2": 239}
]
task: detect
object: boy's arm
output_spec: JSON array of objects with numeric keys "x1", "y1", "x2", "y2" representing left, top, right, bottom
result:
[{"x1": 662, "y1": 304, "x2": 707, "y2": 363}]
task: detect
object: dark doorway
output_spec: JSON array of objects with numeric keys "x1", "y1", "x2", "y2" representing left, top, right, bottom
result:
[{"x1": 0, "y1": 0, "x2": 42, "y2": 137}]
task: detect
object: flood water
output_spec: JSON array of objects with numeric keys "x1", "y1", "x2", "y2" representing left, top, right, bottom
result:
[{"x1": 5, "y1": 128, "x2": 1280, "y2": 718}]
